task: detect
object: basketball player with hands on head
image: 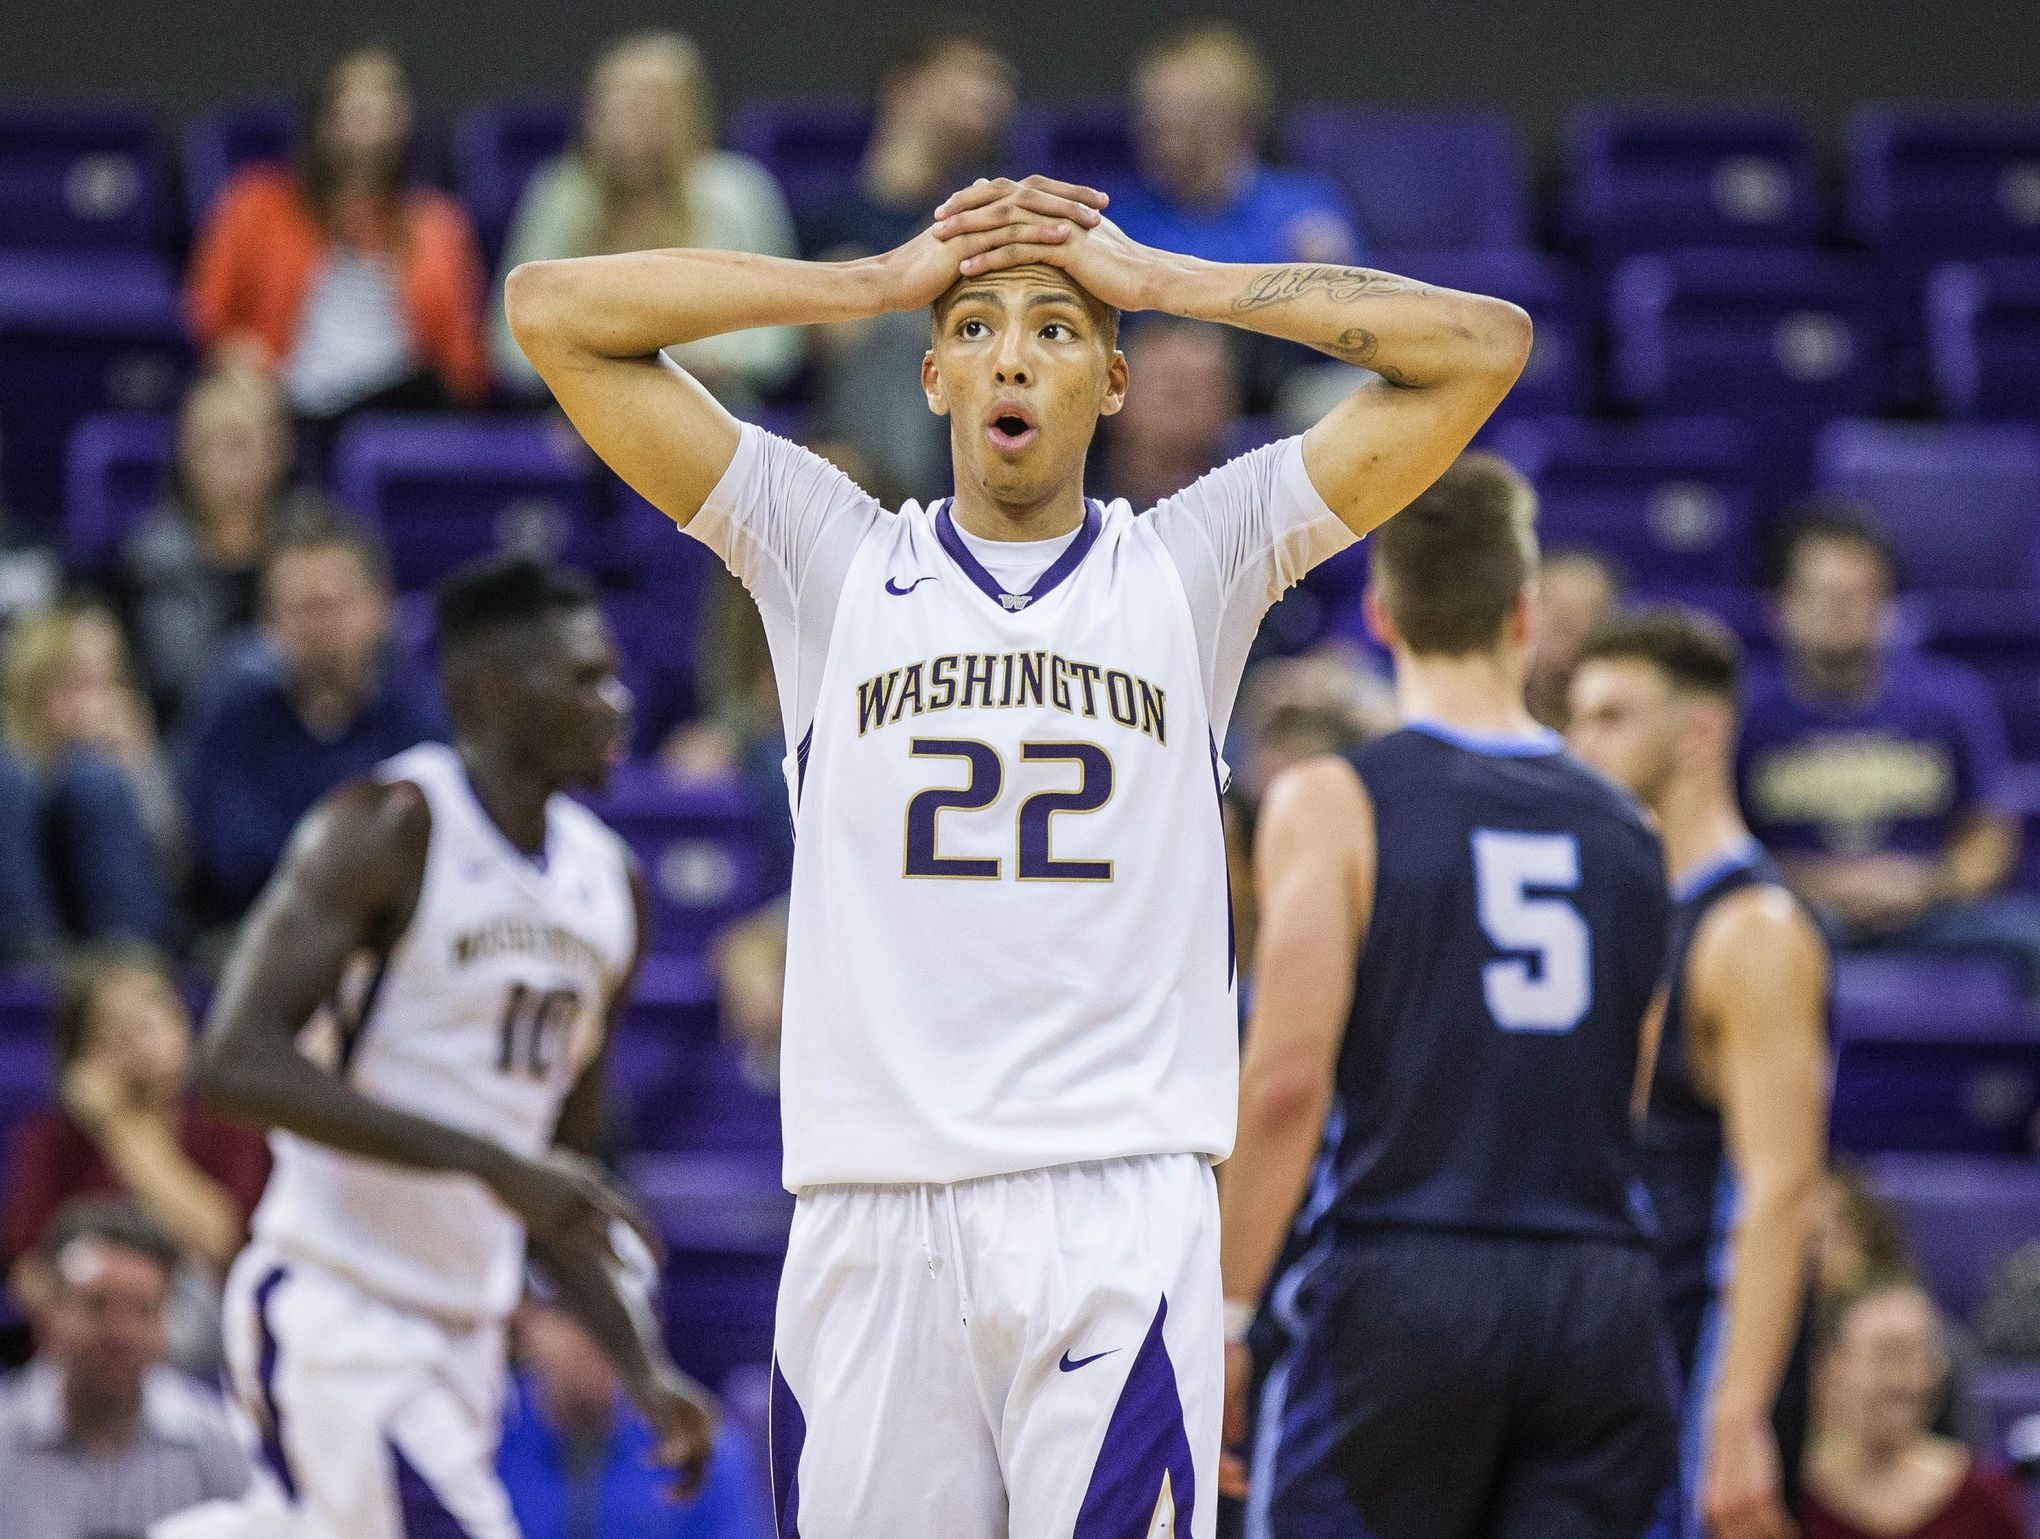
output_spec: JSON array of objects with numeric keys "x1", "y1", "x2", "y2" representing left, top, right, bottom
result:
[
  {"x1": 153, "y1": 557, "x2": 714, "y2": 1539},
  {"x1": 509, "y1": 172, "x2": 1531, "y2": 1537}
]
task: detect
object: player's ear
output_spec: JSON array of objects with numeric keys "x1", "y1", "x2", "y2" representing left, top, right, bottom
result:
[
  {"x1": 1098, "y1": 347, "x2": 1128, "y2": 418},
  {"x1": 1362, "y1": 585, "x2": 1398, "y2": 650},
  {"x1": 921, "y1": 349, "x2": 950, "y2": 417}
]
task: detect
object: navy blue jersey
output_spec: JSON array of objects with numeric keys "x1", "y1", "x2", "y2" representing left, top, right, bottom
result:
[
  {"x1": 1305, "y1": 724, "x2": 1670, "y2": 1245},
  {"x1": 1643, "y1": 839, "x2": 1825, "y2": 1372}
]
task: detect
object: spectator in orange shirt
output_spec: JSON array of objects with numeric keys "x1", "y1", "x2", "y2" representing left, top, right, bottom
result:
[{"x1": 185, "y1": 44, "x2": 490, "y2": 432}]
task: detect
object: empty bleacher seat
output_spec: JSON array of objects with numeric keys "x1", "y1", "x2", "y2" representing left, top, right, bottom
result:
[
  {"x1": 454, "y1": 98, "x2": 576, "y2": 262},
  {"x1": 579, "y1": 762, "x2": 776, "y2": 961},
  {"x1": 63, "y1": 410, "x2": 174, "y2": 572},
  {"x1": 1010, "y1": 100, "x2": 1138, "y2": 192},
  {"x1": 1848, "y1": 108, "x2": 2040, "y2": 261},
  {"x1": 1929, "y1": 259, "x2": 2040, "y2": 419},
  {"x1": 180, "y1": 99, "x2": 294, "y2": 228},
  {"x1": 0, "y1": 252, "x2": 190, "y2": 535},
  {"x1": 1815, "y1": 419, "x2": 2040, "y2": 595},
  {"x1": 0, "y1": 102, "x2": 170, "y2": 253},
  {"x1": 1282, "y1": 106, "x2": 1528, "y2": 254},
  {"x1": 1563, "y1": 104, "x2": 1821, "y2": 260},
  {"x1": 330, "y1": 413, "x2": 606, "y2": 590},
  {"x1": 630, "y1": 1149, "x2": 787, "y2": 1386},
  {"x1": 1611, "y1": 250, "x2": 1883, "y2": 484},
  {"x1": 723, "y1": 98, "x2": 871, "y2": 218},
  {"x1": 1490, "y1": 416, "x2": 1762, "y2": 592},
  {"x1": 1834, "y1": 974, "x2": 2040, "y2": 1155},
  {"x1": 1866, "y1": 1154, "x2": 2040, "y2": 1321}
]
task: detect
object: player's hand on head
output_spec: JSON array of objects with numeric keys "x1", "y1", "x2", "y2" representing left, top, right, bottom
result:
[
  {"x1": 951, "y1": 205, "x2": 1157, "y2": 314},
  {"x1": 642, "y1": 1368, "x2": 720, "y2": 1499}
]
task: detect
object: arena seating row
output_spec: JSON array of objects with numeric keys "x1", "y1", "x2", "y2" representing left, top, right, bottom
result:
[{"x1": 5, "y1": 99, "x2": 2037, "y2": 262}]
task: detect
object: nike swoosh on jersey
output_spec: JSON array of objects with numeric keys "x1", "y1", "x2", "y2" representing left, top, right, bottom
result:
[
  {"x1": 884, "y1": 575, "x2": 937, "y2": 596},
  {"x1": 1058, "y1": 1347, "x2": 1118, "y2": 1372}
]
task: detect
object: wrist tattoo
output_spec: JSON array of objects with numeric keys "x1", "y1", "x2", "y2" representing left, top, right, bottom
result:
[{"x1": 1230, "y1": 265, "x2": 1431, "y2": 315}]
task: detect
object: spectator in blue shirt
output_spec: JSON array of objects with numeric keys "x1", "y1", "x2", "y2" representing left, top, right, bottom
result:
[
  {"x1": 180, "y1": 519, "x2": 443, "y2": 930},
  {"x1": 498, "y1": 1301, "x2": 771, "y2": 1539},
  {"x1": 1738, "y1": 505, "x2": 2040, "y2": 988},
  {"x1": 1109, "y1": 22, "x2": 1361, "y2": 271}
]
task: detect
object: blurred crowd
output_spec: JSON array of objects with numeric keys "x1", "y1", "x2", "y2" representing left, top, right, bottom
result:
[{"x1": 0, "y1": 14, "x2": 2036, "y2": 1539}]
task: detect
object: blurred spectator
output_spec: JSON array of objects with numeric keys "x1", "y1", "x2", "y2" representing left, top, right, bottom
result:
[
  {"x1": 117, "y1": 367, "x2": 334, "y2": 727},
  {"x1": 1819, "y1": 1164, "x2": 1922, "y2": 1301},
  {"x1": 0, "y1": 1200, "x2": 251, "y2": 1539},
  {"x1": 186, "y1": 43, "x2": 489, "y2": 430},
  {"x1": 1111, "y1": 23, "x2": 1360, "y2": 269},
  {"x1": 3, "y1": 945, "x2": 268, "y2": 1375},
  {"x1": 714, "y1": 904, "x2": 789, "y2": 1093},
  {"x1": 1802, "y1": 1282, "x2": 2028, "y2": 1539},
  {"x1": 1093, "y1": 318, "x2": 1241, "y2": 509},
  {"x1": 492, "y1": 31, "x2": 801, "y2": 407},
  {"x1": 498, "y1": 1300, "x2": 772, "y2": 1539},
  {"x1": 1739, "y1": 507, "x2": 2040, "y2": 989},
  {"x1": 800, "y1": 21, "x2": 1019, "y2": 492},
  {"x1": 1527, "y1": 546, "x2": 1624, "y2": 730},
  {"x1": 0, "y1": 749, "x2": 56, "y2": 961},
  {"x1": 3, "y1": 600, "x2": 178, "y2": 948},
  {"x1": 180, "y1": 520, "x2": 444, "y2": 929}
]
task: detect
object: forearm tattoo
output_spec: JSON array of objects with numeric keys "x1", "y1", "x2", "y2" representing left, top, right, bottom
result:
[
  {"x1": 1228, "y1": 265, "x2": 1432, "y2": 316},
  {"x1": 1320, "y1": 325, "x2": 1419, "y2": 387}
]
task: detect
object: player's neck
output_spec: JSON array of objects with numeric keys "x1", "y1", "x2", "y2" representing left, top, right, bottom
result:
[
  {"x1": 456, "y1": 740, "x2": 551, "y2": 857},
  {"x1": 1654, "y1": 773, "x2": 1751, "y2": 890},
  {"x1": 948, "y1": 480, "x2": 1088, "y2": 543},
  {"x1": 1394, "y1": 651, "x2": 1540, "y2": 740}
]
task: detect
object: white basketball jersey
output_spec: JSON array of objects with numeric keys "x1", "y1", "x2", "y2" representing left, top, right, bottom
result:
[
  {"x1": 250, "y1": 742, "x2": 636, "y2": 1323},
  {"x1": 687, "y1": 424, "x2": 1356, "y2": 1190}
]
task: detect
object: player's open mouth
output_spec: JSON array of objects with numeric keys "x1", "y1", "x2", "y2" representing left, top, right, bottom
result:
[{"x1": 986, "y1": 404, "x2": 1038, "y2": 454}]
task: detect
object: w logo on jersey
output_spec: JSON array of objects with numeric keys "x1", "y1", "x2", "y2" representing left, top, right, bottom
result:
[{"x1": 999, "y1": 593, "x2": 1034, "y2": 611}]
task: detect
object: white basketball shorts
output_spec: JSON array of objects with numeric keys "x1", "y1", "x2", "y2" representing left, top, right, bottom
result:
[
  {"x1": 151, "y1": 1241, "x2": 518, "y2": 1539},
  {"x1": 768, "y1": 1152, "x2": 1222, "y2": 1538}
]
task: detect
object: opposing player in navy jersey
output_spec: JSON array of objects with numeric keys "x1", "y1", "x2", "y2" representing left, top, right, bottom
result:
[
  {"x1": 509, "y1": 174, "x2": 1531, "y2": 1536},
  {"x1": 1569, "y1": 609, "x2": 1831, "y2": 1539},
  {"x1": 1218, "y1": 455, "x2": 1677, "y2": 1539}
]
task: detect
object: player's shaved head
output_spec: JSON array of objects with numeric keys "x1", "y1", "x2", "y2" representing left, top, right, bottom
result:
[{"x1": 931, "y1": 264, "x2": 1119, "y2": 345}]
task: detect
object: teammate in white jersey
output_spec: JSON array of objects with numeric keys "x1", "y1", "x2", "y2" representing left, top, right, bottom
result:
[
  {"x1": 508, "y1": 172, "x2": 1533, "y2": 1536},
  {"x1": 154, "y1": 557, "x2": 714, "y2": 1539}
]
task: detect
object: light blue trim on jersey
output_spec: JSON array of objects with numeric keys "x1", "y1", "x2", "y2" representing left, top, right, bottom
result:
[
  {"x1": 1670, "y1": 836, "x2": 1766, "y2": 903},
  {"x1": 1671, "y1": 1165, "x2": 1742, "y2": 1539},
  {"x1": 1245, "y1": 1237, "x2": 1339, "y2": 1539},
  {"x1": 1401, "y1": 720, "x2": 1565, "y2": 758}
]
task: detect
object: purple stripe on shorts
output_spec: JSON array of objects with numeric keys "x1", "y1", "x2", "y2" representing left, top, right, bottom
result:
[
  {"x1": 770, "y1": 1358, "x2": 807, "y2": 1538},
  {"x1": 390, "y1": 1438, "x2": 481, "y2": 1539},
  {"x1": 1074, "y1": 1295, "x2": 1197, "y2": 1539},
  {"x1": 251, "y1": 1265, "x2": 297, "y2": 1501}
]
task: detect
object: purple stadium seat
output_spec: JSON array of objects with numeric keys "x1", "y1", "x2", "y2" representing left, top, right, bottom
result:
[
  {"x1": 180, "y1": 100, "x2": 294, "y2": 228},
  {"x1": 1815, "y1": 420, "x2": 2040, "y2": 595},
  {"x1": 1834, "y1": 1023, "x2": 2040, "y2": 1157},
  {"x1": 0, "y1": 102, "x2": 170, "y2": 253},
  {"x1": 1834, "y1": 955, "x2": 2027, "y2": 1036},
  {"x1": 723, "y1": 98, "x2": 871, "y2": 215},
  {"x1": 630, "y1": 1151, "x2": 787, "y2": 1387},
  {"x1": 1611, "y1": 250, "x2": 1883, "y2": 485},
  {"x1": 63, "y1": 410, "x2": 174, "y2": 572},
  {"x1": 0, "y1": 252, "x2": 191, "y2": 535},
  {"x1": 717, "y1": 1363, "x2": 775, "y2": 1511},
  {"x1": 579, "y1": 762, "x2": 774, "y2": 960},
  {"x1": 1394, "y1": 251, "x2": 1591, "y2": 417},
  {"x1": 1847, "y1": 109, "x2": 2040, "y2": 261},
  {"x1": 0, "y1": 1033, "x2": 52, "y2": 1181},
  {"x1": 330, "y1": 413, "x2": 606, "y2": 590},
  {"x1": 1282, "y1": 106, "x2": 1528, "y2": 254},
  {"x1": 1489, "y1": 416, "x2": 1761, "y2": 590},
  {"x1": 0, "y1": 969, "x2": 51, "y2": 1038},
  {"x1": 454, "y1": 98, "x2": 576, "y2": 263},
  {"x1": 1865, "y1": 1154, "x2": 2040, "y2": 1322},
  {"x1": 1930, "y1": 260, "x2": 2040, "y2": 419},
  {"x1": 1934, "y1": 627, "x2": 2040, "y2": 763},
  {"x1": 1975, "y1": 1363, "x2": 2040, "y2": 1461},
  {"x1": 1011, "y1": 101, "x2": 1137, "y2": 192},
  {"x1": 1563, "y1": 105, "x2": 1821, "y2": 259}
]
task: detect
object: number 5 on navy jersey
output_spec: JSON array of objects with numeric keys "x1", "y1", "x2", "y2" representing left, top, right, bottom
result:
[{"x1": 1471, "y1": 829, "x2": 1592, "y2": 1033}]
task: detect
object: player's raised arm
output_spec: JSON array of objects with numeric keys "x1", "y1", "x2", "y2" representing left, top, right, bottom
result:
[
  {"x1": 1690, "y1": 886, "x2": 1831, "y2": 1539},
  {"x1": 936, "y1": 179, "x2": 1532, "y2": 539},
  {"x1": 198, "y1": 779, "x2": 638, "y2": 1251},
  {"x1": 506, "y1": 177, "x2": 1109, "y2": 526}
]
